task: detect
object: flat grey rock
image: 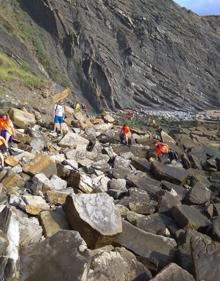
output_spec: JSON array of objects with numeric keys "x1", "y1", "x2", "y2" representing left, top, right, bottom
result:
[
  {"x1": 114, "y1": 220, "x2": 176, "y2": 268},
  {"x1": 171, "y1": 205, "x2": 210, "y2": 230},
  {"x1": 151, "y1": 263, "x2": 195, "y2": 281},
  {"x1": 151, "y1": 162, "x2": 188, "y2": 185}
]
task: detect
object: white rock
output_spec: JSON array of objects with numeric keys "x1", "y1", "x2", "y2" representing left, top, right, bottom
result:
[
  {"x1": 6, "y1": 211, "x2": 19, "y2": 263},
  {"x1": 114, "y1": 156, "x2": 131, "y2": 169},
  {"x1": 11, "y1": 165, "x2": 23, "y2": 174},
  {"x1": 32, "y1": 173, "x2": 54, "y2": 194},
  {"x1": 92, "y1": 175, "x2": 110, "y2": 192},
  {"x1": 93, "y1": 123, "x2": 113, "y2": 132},
  {"x1": 19, "y1": 217, "x2": 42, "y2": 247},
  {"x1": 59, "y1": 132, "x2": 89, "y2": 149},
  {"x1": 50, "y1": 154, "x2": 66, "y2": 163},
  {"x1": 50, "y1": 175, "x2": 67, "y2": 191},
  {"x1": 63, "y1": 159, "x2": 78, "y2": 170}
]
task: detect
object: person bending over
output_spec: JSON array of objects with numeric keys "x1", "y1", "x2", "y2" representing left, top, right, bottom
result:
[{"x1": 154, "y1": 141, "x2": 178, "y2": 162}]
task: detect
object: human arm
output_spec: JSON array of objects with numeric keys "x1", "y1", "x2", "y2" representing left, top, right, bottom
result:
[{"x1": 52, "y1": 104, "x2": 56, "y2": 118}]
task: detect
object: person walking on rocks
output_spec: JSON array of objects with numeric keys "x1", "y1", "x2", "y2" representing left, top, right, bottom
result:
[
  {"x1": 75, "y1": 102, "x2": 81, "y2": 111},
  {"x1": 53, "y1": 100, "x2": 65, "y2": 135},
  {"x1": 120, "y1": 124, "x2": 131, "y2": 145}
]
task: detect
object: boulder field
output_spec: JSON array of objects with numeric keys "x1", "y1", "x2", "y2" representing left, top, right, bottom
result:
[{"x1": 0, "y1": 107, "x2": 219, "y2": 281}]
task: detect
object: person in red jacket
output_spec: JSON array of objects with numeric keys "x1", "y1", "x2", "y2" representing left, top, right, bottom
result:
[{"x1": 120, "y1": 124, "x2": 131, "y2": 145}]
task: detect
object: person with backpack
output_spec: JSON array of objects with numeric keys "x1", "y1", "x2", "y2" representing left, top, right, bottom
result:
[
  {"x1": 53, "y1": 100, "x2": 65, "y2": 134},
  {"x1": 154, "y1": 141, "x2": 178, "y2": 162}
]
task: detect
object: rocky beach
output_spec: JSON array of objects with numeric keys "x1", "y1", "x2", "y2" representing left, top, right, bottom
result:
[
  {"x1": 0, "y1": 0, "x2": 219, "y2": 280},
  {"x1": 0, "y1": 106, "x2": 219, "y2": 281}
]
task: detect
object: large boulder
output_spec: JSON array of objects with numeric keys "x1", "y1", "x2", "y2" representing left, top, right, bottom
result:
[
  {"x1": 20, "y1": 230, "x2": 90, "y2": 281},
  {"x1": 108, "y1": 178, "x2": 128, "y2": 199},
  {"x1": 151, "y1": 263, "x2": 195, "y2": 281},
  {"x1": 151, "y1": 161, "x2": 188, "y2": 184},
  {"x1": 59, "y1": 132, "x2": 89, "y2": 149},
  {"x1": 2, "y1": 173, "x2": 24, "y2": 190},
  {"x1": 88, "y1": 247, "x2": 152, "y2": 281},
  {"x1": 64, "y1": 193, "x2": 122, "y2": 248},
  {"x1": 114, "y1": 156, "x2": 131, "y2": 169},
  {"x1": 9, "y1": 108, "x2": 36, "y2": 129},
  {"x1": 46, "y1": 189, "x2": 73, "y2": 205},
  {"x1": 23, "y1": 154, "x2": 57, "y2": 178},
  {"x1": 136, "y1": 213, "x2": 176, "y2": 236},
  {"x1": 114, "y1": 220, "x2": 177, "y2": 268},
  {"x1": 112, "y1": 144, "x2": 149, "y2": 158},
  {"x1": 40, "y1": 208, "x2": 69, "y2": 238},
  {"x1": 171, "y1": 205, "x2": 210, "y2": 230},
  {"x1": 19, "y1": 217, "x2": 42, "y2": 247},
  {"x1": 191, "y1": 231, "x2": 220, "y2": 281},
  {"x1": 188, "y1": 182, "x2": 211, "y2": 205},
  {"x1": 110, "y1": 167, "x2": 133, "y2": 179},
  {"x1": 158, "y1": 190, "x2": 182, "y2": 212},
  {"x1": 22, "y1": 195, "x2": 50, "y2": 215},
  {"x1": 50, "y1": 175, "x2": 67, "y2": 191},
  {"x1": 119, "y1": 188, "x2": 156, "y2": 215},
  {"x1": 31, "y1": 173, "x2": 54, "y2": 194},
  {"x1": 161, "y1": 180, "x2": 187, "y2": 201},
  {"x1": 177, "y1": 230, "x2": 208, "y2": 274},
  {"x1": 160, "y1": 130, "x2": 176, "y2": 144},
  {"x1": 127, "y1": 171, "x2": 161, "y2": 197},
  {"x1": 131, "y1": 157, "x2": 151, "y2": 173}
]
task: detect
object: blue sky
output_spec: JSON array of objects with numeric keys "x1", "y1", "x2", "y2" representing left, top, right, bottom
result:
[{"x1": 174, "y1": 0, "x2": 220, "y2": 15}]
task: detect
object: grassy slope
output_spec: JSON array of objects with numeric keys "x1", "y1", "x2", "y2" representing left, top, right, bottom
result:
[
  {"x1": 0, "y1": 51, "x2": 47, "y2": 87},
  {"x1": 0, "y1": 0, "x2": 70, "y2": 87},
  {"x1": 0, "y1": 1, "x2": 50, "y2": 88}
]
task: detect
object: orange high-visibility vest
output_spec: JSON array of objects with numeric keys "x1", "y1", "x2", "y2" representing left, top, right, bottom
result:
[
  {"x1": 122, "y1": 126, "x2": 130, "y2": 135},
  {"x1": 155, "y1": 143, "x2": 169, "y2": 156}
]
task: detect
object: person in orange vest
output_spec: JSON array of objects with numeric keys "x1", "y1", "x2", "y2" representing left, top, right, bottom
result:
[
  {"x1": 120, "y1": 124, "x2": 131, "y2": 145},
  {"x1": 154, "y1": 141, "x2": 178, "y2": 162},
  {"x1": 0, "y1": 114, "x2": 15, "y2": 146}
]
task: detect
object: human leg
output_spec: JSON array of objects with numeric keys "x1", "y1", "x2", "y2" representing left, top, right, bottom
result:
[
  {"x1": 54, "y1": 116, "x2": 60, "y2": 132},
  {"x1": 58, "y1": 116, "x2": 64, "y2": 134},
  {"x1": 125, "y1": 134, "x2": 129, "y2": 145},
  {"x1": 120, "y1": 133, "x2": 125, "y2": 144},
  {"x1": 5, "y1": 131, "x2": 11, "y2": 146},
  {"x1": 0, "y1": 152, "x2": 4, "y2": 168}
]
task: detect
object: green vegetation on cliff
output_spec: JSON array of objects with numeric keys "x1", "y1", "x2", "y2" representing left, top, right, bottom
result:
[
  {"x1": 0, "y1": 0, "x2": 70, "y2": 87},
  {"x1": 0, "y1": 52, "x2": 47, "y2": 87}
]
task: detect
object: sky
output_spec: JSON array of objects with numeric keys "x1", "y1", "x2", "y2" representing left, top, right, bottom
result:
[{"x1": 173, "y1": 0, "x2": 220, "y2": 16}]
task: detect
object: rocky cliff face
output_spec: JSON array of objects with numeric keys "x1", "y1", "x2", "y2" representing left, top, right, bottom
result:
[{"x1": 0, "y1": 0, "x2": 220, "y2": 112}]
